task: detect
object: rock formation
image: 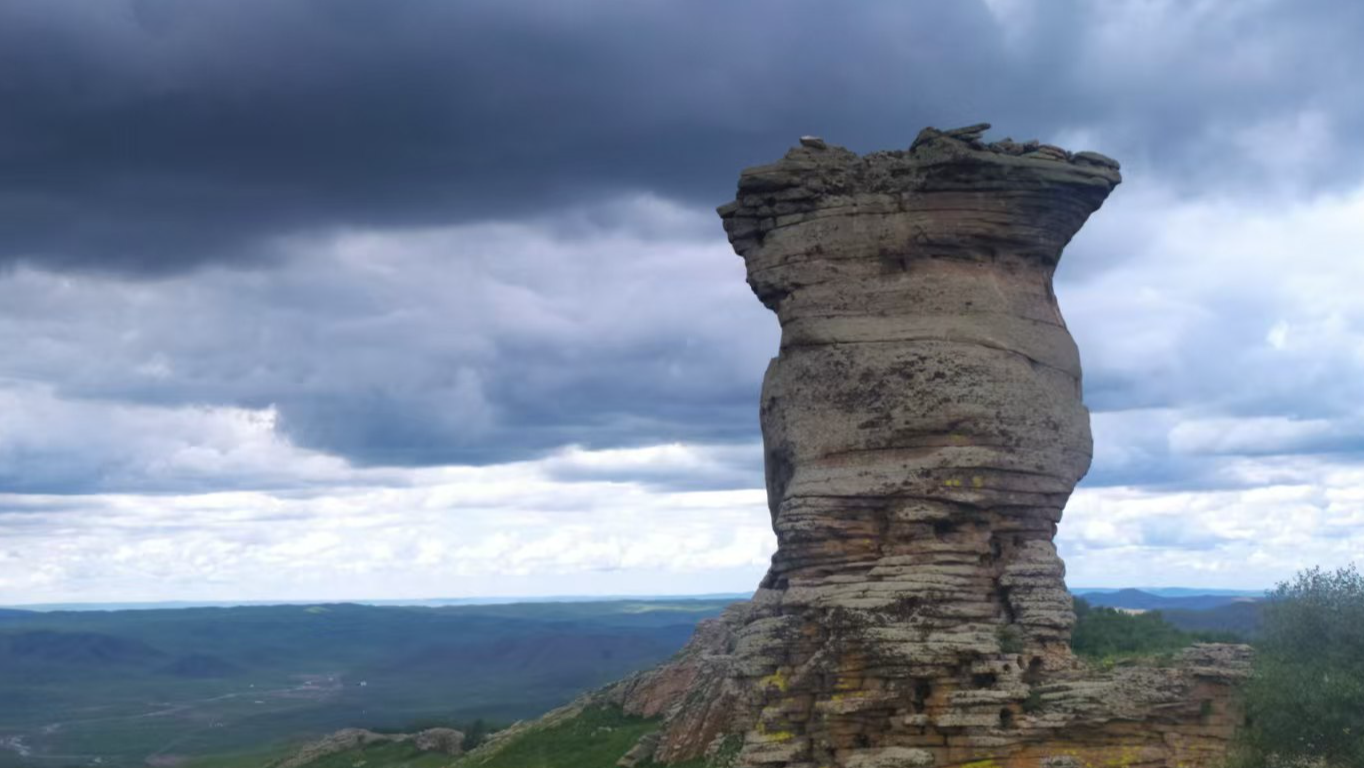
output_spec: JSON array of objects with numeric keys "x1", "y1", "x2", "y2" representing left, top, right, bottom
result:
[
  {"x1": 610, "y1": 125, "x2": 1251, "y2": 768},
  {"x1": 268, "y1": 726, "x2": 464, "y2": 768}
]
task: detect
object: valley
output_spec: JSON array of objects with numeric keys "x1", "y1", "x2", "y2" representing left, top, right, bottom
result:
[{"x1": 0, "y1": 600, "x2": 729, "y2": 767}]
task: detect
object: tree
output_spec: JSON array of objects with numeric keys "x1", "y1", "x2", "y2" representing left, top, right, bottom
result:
[
  {"x1": 1234, "y1": 564, "x2": 1364, "y2": 767},
  {"x1": 1068, "y1": 597, "x2": 1236, "y2": 660}
]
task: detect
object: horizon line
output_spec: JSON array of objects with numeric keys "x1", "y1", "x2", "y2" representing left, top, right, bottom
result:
[{"x1": 1, "y1": 585, "x2": 1271, "y2": 612}]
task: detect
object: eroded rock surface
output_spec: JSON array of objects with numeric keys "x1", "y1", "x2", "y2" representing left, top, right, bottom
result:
[
  {"x1": 268, "y1": 726, "x2": 464, "y2": 768},
  {"x1": 619, "y1": 125, "x2": 1251, "y2": 768},
  {"x1": 607, "y1": 604, "x2": 750, "y2": 764}
]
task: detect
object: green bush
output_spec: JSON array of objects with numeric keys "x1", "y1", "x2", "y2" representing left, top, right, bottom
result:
[{"x1": 1232, "y1": 565, "x2": 1364, "y2": 768}]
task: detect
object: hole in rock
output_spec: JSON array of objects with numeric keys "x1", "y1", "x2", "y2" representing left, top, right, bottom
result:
[
  {"x1": 932, "y1": 520, "x2": 957, "y2": 538},
  {"x1": 1023, "y1": 657, "x2": 1044, "y2": 685},
  {"x1": 1000, "y1": 708, "x2": 1016, "y2": 729},
  {"x1": 972, "y1": 672, "x2": 998, "y2": 688}
]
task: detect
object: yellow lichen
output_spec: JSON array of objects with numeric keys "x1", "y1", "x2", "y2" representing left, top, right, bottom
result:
[
  {"x1": 754, "y1": 725, "x2": 794, "y2": 743},
  {"x1": 759, "y1": 669, "x2": 789, "y2": 692},
  {"x1": 1098, "y1": 746, "x2": 1141, "y2": 768}
]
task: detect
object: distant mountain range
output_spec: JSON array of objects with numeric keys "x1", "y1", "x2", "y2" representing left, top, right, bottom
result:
[
  {"x1": 1068, "y1": 588, "x2": 1267, "y2": 638},
  {"x1": 1072, "y1": 588, "x2": 1265, "y2": 611},
  {"x1": 4, "y1": 589, "x2": 1267, "y2": 613},
  {"x1": 1072, "y1": 586, "x2": 1266, "y2": 598},
  {"x1": 1161, "y1": 601, "x2": 1265, "y2": 636},
  {"x1": 1, "y1": 593, "x2": 753, "y2": 613}
]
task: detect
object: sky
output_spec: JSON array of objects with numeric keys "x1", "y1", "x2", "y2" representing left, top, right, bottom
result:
[{"x1": 3, "y1": 0, "x2": 1364, "y2": 604}]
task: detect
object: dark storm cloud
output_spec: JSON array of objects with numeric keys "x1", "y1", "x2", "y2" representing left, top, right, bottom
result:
[
  {"x1": 0, "y1": 204, "x2": 777, "y2": 491},
  {"x1": 5, "y1": 0, "x2": 1364, "y2": 273}
]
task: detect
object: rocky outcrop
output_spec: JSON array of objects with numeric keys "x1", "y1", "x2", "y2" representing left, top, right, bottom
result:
[
  {"x1": 267, "y1": 726, "x2": 464, "y2": 768},
  {"x1": 413, "y1": 727, "x2": 467, "y2": 756},
  {"x1": 616, "y1": 125, "x2": 1251, "y2": 768},
  {"x1": 606, "y1": 603, "x2": 750, "y2": 763}
]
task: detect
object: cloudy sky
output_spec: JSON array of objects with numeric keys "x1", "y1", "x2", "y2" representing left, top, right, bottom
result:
[{"x1": 3, "y1": 0, "x2": 1363, "y2": 604}]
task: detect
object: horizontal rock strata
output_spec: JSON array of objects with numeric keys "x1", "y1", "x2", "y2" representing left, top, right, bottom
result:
[{"x1": 618, "y1": 125, "x2": 1251, "y2": 768}]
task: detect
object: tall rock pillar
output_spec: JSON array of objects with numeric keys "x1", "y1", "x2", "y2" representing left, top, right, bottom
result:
[{"x1": 705, "y1": 126, "x2": 1242, "y2": 768}]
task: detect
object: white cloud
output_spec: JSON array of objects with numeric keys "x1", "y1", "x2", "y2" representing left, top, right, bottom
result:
[
  {"x1": 1061, "y1": 463, "x2": 1364, "y2": 589},
  {"x1": 0, "y1": 382, "x2": 400, "y2": 493},
  {"x1": 0, "y1": 445, "x2": 774, "y2": 604},
  {"x1": 1061, "y1": 175, "x2": 1364, "y2": 467},
  {"x1": 1050, "y1": 172, "x2": 1364, "y2": 586}
]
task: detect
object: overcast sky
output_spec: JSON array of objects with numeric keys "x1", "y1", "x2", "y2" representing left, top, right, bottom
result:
[{"x1": 3, "y1": 0, "x2": 1363, "y2": 604}]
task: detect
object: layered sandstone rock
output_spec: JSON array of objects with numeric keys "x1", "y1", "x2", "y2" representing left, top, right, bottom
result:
[{"x1": 617, "y1": 125, "x2": 1251, "y2": 768}]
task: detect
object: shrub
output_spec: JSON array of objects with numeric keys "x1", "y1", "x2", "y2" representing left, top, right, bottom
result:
[{"x1": 1232, "y1": 565, "x2": 1364, "y2": 768}]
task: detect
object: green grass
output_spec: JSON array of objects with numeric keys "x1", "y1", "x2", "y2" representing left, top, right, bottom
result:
[
  {"x1": 217, "y1": 707, "x2": 659, "y2": 768},
  {"x1": 460, "y1": 707, "x2": 658, "y2": 768},
  {"x1": 187, "y1": 740, "x2": 458, "y2": 768},
  {"x1": 296, "y1": 740, "x2": 460, "y2": 768},
  {"x1": 185, "y1": 744, "x2": 295, "y2": 768}
]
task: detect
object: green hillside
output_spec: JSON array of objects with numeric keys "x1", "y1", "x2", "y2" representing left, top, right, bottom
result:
[{"x1": 463, "y1": 706, "x2": 660, "y2": 768}]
